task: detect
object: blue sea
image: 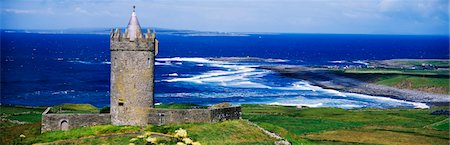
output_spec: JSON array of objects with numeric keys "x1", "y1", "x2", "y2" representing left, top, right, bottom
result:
[{"x1": 1, "y1": 30, "x2": 449, "y2": 109}]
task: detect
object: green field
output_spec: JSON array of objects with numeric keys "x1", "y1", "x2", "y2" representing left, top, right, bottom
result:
[
  {"x1": 242, "y1": 104, "x2": 449, "y2": 145},
  {"x1": 333, "y1": 68, "x2": 449, "y2": 94},
  {"x1": 1, "y1": 104, "x2": 449, "y2": 145},
  {"x1": 50, "y1": 103, "x2": 100, "y2": 113}
]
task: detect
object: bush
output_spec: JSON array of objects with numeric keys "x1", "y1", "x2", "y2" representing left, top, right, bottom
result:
[{"x1": 100, "y1": 106, "x2": 110, "y2": 113}]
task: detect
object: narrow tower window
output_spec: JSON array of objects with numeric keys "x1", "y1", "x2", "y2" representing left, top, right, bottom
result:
[{"x1": 118, "y1": 98, "x2": 125, "y2": 106}]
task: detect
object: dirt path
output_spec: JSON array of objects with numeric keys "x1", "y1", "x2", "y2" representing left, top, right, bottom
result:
[{"x1": 424, "y1": 118, "x2": 450, "y2": 129}]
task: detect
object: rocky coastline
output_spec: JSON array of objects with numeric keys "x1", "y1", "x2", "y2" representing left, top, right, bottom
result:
[{"x1": 256, "y1": 65, "x2": 450, "y2": 105}]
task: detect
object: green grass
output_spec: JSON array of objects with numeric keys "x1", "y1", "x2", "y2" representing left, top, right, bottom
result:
[
  {"x1": 342, "y1": 68, "x2": 449, "y2": 76},
  {"x1": 332, "y1": 69, "x2": 449, "y2": 94},
  {"x1": 432, "y1": 120, "x2": 450, "y2": 131},
  {"x1": 17, "y1": 120, "x2": 275, "y2": 145},
  {"x1": 0, "y1": 106, "x2": 45, "y2": 115},
  {"x1": 155, "y1": 103, "x2": 208, "y2": 109},
  {"x1": 241, "y1": 104, "x2": 449, "y2": 145},
  {"x1": 50, "y1": 103, "x2": 100, "y2": 113},
  {"x1": 51, "y1": 135, "x2": 177, "y2": 145},
  {"x1": 7, "y1": 113, "x2": 42, "y2": 123},
  {"x1": 0, "y1": 105, "x2": 44, "y2": 129},
  {"x1": 22, "y1": 125, "x2": 140, "y2": 144},
  {"x1": 148, "y1": 120, "x2": 276, "y2": 145},
  {"x1": 0, "y1": 123, "x2": 41, "y2": 145}
]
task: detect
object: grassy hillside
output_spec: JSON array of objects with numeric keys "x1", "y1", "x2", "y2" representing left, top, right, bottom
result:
[
  {"x1": 333, "y1": 69, "x2": 449, "y2": 94},
  {"x1": 50, "y1": 103, "x2": 100, "y2": 113},
  {"x1": 0, "y1": 106, "x2": 45, "y2": 144},
  {"x1": 242, "y1": 104, "x2": 449, "y2": 145}
]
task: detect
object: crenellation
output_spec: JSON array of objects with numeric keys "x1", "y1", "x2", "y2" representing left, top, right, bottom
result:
[
  {"x1": 113, "y1": 28, "x2": 121, "y2": 41},
  {"x1": 110, "y1": 28, "x2": 114, "y2": 39}
]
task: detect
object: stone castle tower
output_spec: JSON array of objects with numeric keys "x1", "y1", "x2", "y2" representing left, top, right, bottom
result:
[
  {"x1": 110, "y1": 6, "x2": 158, "y2": 126},
  {"x1": 41, "y1": 6, "x2": 239, "y2": 133}
]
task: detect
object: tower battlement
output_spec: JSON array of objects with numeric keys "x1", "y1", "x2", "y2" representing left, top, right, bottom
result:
[
  {"x1": 110, "y1": 28, "x2": 156, "y2": 43},
  {"x1": 110, "y1": 28, "x2": 158, "y2": 52}
]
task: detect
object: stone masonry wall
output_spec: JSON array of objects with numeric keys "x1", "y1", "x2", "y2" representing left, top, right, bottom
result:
[
  {"x1": 41, "y1": 106, "x2": 241, "y2": 132},
  {"x1": 210, "y1": 106, "x2": 241, "y2": 122},
  {"x1": 41, "y1": 108, "x2": 111, "y2": 133},
  {"x1": 148, "y1": 106, "x2": 241, "y2": 125}
]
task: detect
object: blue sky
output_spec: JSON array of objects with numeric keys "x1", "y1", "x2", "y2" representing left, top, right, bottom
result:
[{"x1": 1, "y1": 0, "x2": 448, "y2": 35}]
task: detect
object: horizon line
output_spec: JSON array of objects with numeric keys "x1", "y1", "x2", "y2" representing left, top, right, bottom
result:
[{"x1": 1, "y1": 28, "x2": 449, "y2": 36}]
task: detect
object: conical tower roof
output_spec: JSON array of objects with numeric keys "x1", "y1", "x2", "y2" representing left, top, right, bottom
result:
[{"x1": 126, "y1": 6, "x2": 143, "y2": 41}]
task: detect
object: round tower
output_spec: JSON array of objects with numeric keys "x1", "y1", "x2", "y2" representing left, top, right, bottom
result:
[{"x1": 110, "y1": 6, "x2": 158, "y2": 126}]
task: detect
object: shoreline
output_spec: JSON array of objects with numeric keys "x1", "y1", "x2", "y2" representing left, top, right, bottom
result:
[{"x1": 256, "y1": 65, "x2": 450, "y2": 105}]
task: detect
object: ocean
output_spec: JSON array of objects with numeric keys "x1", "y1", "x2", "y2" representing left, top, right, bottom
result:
[{"x1": 1, "y1": 31, "x2": 449, "y2": 108}]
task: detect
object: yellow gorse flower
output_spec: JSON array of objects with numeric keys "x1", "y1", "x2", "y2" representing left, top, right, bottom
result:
[
  {"x1": 174, "y1": 128, "x2": 188, "y2": 138},
  {"x1": 176, "y1": 142, "x2": 186, "y2": 145},
  {"x1": 144, "y1": 132, "x2": 152, "y2": 137},
  {"x1": 182, "y1": 138, "x2": 193, "y2": 144},
  {"x1": 146, "y1": 137, "x2": 158, "y2": 144},
  {"x1": 129, "y1": 138, "x2": 138, "y2": 142}
]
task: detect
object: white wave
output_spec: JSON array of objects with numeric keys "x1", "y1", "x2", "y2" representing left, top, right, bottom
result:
[
  {"x1": 269, "y1": 102, "x2": 323, "y2": 108},
  {"x1": 157, "y1": 57, "x2": 428, "y2": 109},
  {"x1": 271, "y1": 81, "x2": 428, "y2": 108},
  {"x1": 155, "y1": 62, "x2": 172, "y2": 65},
  {"x1": 329, "y1": 60, "x2": 347, "y2": 63},
  {"x1": 266, "y1": 58, "x2": 289, "y2": 62},
  {"x1": 352, "y1": 60, "x2": 369, "y2": 65},
  {"x1": 163, "y1": 58, "x2": 270, "y2": 89},
  {"x1": 345, "y1": 92, "x2": 429, "y2": 109},
  {"x1": 156, "y1": 57, "x2": 219, "y2": 64},
  {"x1": 52, "y1": 90, "x2": 75, "y2": 95},
  {"x1": 68, "y1": 60, "x2": 94, "y2": 64},
  {"x1": 196, "y1": 64, "x2": 204, "y2": 66},
  {"x1": 168, "y1": 73, "x2": 178, "y2": 77},
  {"x1": 274, "y1": 81, "x2": 345, "y2": 97},
  {"x1": 223, "y1": 81, "x2": 272, "y2": 89},
  {"x1": 102, "y1": 61, "x2": 111, "y2": 64},
  {"x1": 275, "y1": 81, "x2": 321, "y2": 91}
]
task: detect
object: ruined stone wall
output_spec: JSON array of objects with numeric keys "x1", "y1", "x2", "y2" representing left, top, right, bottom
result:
[
  {"x1": 210, "y1": 106, "x2": 241, "y2": 122},
  {"x1": 148, "y1": 106, "x2": 241, "y2": 125},
  {"x1": 41, "y1": 109, "x2": 111, "y2": 133},
  {"x1": 110, "y1": 34, "x2": 155, "y2": 126},
  {"x1": 148, "y1": 108, "x2": 211, "y2": 125},
  {"x1": 41, "y1": 106, "x2": 241, "y2": 132}
]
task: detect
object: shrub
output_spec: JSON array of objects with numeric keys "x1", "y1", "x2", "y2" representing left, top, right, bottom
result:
[{"x1": 100, "y1": 106, "x2": 110, "y2": 113}]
